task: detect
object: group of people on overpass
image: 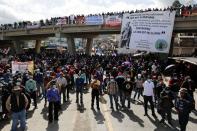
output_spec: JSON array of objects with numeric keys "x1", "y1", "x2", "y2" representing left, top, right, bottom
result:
[
  {"x1": 0, "y1": 50, "x2": 196, "y2": 131},
  {"x1": 1, "y1": 3, "x2": 197, "y2": 31}
]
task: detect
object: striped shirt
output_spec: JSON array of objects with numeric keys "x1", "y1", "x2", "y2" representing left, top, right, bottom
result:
[{"x1": 107, "y1": 80, "x2": 119, "y2": 95}]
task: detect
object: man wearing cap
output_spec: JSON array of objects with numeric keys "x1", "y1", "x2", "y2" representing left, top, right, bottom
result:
[
  {"x1": 47, "y1": 80, "x2": 60, "y2": 123},
  {"x1": 181, "y1": 76, "x2": 196, "y2": 99},
  {"x1": 6, "y1": 86, "x2": 29, "y2": 131},
  {"x1": 75, "y1": 74, "x2": 84, "y2": 105},
  {"x1": 133, "y1": 74, "x2": 144, "y2": 101},
  {"x1": 34, "y1": 69, "x2": 44, "y2": 98},
  {"x1": 107, "y1": 76, "x2": 119, "y2": 111},
  {"x1": 122, "y1": 76, "x2": 133, "y2": 109},
  {"x1": 175, "y1": 88, "x2": 194, "y2": 131},
  {"x1": 56, "y1": 73, "x2": 68, "y2": 103},
  {"x1": 44, "y1": 72, "x2": 53, "y2": 107},
  {"x1": 91, "y1": 75, "x2": 101, "y2": 110},
  {"x1": 25, "y1": 76, "x2": 37, "y2": 109},
  {"x1": 115, "y1": 72, "x2": 126, "y2": 108},
  {"x1": 158, "y1": 86, "x2": 174, "y2": 125}
]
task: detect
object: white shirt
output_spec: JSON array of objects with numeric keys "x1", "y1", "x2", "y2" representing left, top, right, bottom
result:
[
  {"x1": 152, "y1": 64, "x2": 157, "y2": 72},
  {"x1": 143, "y1": 80, "x2": 154, "y2": 96}
]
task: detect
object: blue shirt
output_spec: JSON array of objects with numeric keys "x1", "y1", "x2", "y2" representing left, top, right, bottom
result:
[{"x1": 76, "y1": 77, "x2": 84, "y2": 92}]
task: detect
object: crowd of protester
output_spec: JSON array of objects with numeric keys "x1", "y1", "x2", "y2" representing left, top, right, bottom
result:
[
  {"x1": 0, "y1": 50, "x2": 196, "y2": 131},
  {"x1": 1, "y1": 4, "x2": 197, "y2": 31}
]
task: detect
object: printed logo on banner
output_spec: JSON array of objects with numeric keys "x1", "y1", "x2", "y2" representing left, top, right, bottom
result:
[{"x1": 155, "y1": 39, "x2": 168, "y2": 51}]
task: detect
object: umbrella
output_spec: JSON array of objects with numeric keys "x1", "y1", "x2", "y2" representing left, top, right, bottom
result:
[
  {"x1": 122, "y1": 61, "x2": 131, "y2": 66},
  {"x1": 163, "y1": 64, "x2": 176, "y2": 76},
  {"x1": 133, "y1": 52, "x2": 145, "y2": 57},
  {"x1": 165, "y1": 64, "x2": 175, "y2": 71}
]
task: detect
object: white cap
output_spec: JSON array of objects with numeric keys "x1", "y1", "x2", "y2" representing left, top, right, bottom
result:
[{"x1": 137, "y1": 74, "x2": 142, "y2": 78}]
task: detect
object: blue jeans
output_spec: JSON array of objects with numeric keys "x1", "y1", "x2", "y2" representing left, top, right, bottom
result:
[
  {"x1": 76, "y1": 87, "x2": 83, "y2": 104},
  {"x1": 11, "y1": 109, "x2": 26, "y2": 131},
  {"x1": 37, "y1": 82, "x2": 44, "y2": 96}
]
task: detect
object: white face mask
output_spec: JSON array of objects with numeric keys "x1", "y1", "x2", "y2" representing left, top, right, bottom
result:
[
  {"x1": 52, "y1": 85, "x2": 56, "y2": 88},
  {"x1": 16, "y1": 82, "x2": 21, "y2": 86}
]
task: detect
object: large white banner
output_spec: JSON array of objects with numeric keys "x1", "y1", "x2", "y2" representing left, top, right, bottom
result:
[
  {"x1": 12, "y1": 61, "x2": 34, "y2": 74},
  {"x1": 120, "y1": 11, "x2": 176, "y2": 53}
]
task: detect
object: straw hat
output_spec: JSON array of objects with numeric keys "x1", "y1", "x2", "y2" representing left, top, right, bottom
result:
[
  {"x1": 12, "y1": 86, "x2": 21, "y2": 91},
  {"x1": 179, "y1": 88, "x2": 187, "y2": 93}
]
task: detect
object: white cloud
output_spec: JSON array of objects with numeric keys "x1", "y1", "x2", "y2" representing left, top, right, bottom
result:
[{"x1": 0, "y1": 0, "x2": 196, "y2": 24}]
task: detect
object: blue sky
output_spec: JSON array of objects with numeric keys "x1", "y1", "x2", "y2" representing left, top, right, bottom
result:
[{"x1": 0, "y1": 0, "x2": 196, "y2": 24}]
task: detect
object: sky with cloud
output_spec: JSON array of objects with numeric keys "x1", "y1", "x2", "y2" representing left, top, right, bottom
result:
[{"x1": 0, "y1": 0, "x2": 196, "y2": 24}]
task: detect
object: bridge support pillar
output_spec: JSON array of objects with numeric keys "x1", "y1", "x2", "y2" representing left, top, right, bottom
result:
[
  {"x1": 13, "y1": 41, "x2": 23, "y2": 54},
  {"x1": 169, "y1": 33, "x2": 176, "y2": 57},
  {"x1": 67, "y1": 37, "x2": 76, "y2": 54},
  {"x1": 85, "y1": 38, "x2": 93, "y2": 55},
  {"x1": 35, "y1": 40, "x2": 41, "y2": 54}
]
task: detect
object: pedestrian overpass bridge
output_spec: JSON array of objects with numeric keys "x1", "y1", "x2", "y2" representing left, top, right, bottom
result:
[
  {"x1": 0, "y1": 16, "x2": 197, "y2": 54},
  {"x1": 1, "y1": 16, "x2": 197, "y2": 40}
]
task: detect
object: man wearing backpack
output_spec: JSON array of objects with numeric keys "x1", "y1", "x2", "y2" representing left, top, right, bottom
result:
[
  {"x1": 91, "y1": 75, "x2": 101, "y2": 111},
  {"x1": 47, "y1": 80, "x2": 60, "y2": 123},
  {"x1": 25, "y1": 75, "x2": 37, "y2": 109},
  {"x1": 6, "y1": 86, "x2": 29, "y2": 131}
]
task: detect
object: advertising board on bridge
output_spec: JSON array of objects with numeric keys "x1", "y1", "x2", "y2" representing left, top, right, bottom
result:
[
  {"x1": 0, "y1": 47, "x2": 10, "y2": 55},
  {"x1": 26, "y1": 22, "x2": 41, "y2": 29},
  {"x1": 76, "y1": 16, "x2": 85, "y2": 24},
  {"x1": 85, "y1": 16, "x2": 104, "y2": 25},
  {"x1": 56, "y1": 18, "x2": 68, "y2": 25},
  {"x1": 104, "y1": 15, "x2": 122, "y2": 27},
  {"x1": 120, "y1": 11, "x2": 176, "y2": 53}
]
